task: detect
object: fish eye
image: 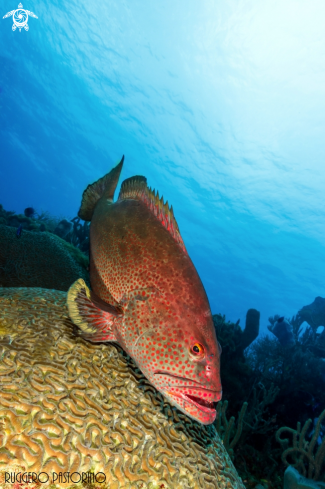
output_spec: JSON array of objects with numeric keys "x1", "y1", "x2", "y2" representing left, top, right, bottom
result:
[{"x1": 190, "y1": 343, "x2": 205, "y2": 356}]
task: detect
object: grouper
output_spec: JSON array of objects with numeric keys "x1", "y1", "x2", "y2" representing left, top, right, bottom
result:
[{"x1": 67, "y1": 156, "x2": 222, "y2": 424}]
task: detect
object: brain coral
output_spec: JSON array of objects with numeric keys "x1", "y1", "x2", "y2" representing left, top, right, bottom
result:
[
  {"x1": 0, "y1": 287, "x2": 245, "y2": 489},
  {"x1": 0, "y1": 225, "x2": 89, "y2": 290}
]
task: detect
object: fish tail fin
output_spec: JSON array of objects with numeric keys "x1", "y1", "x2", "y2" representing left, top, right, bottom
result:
[
  {"x1": 78, "y1": 155, "x2": 124, "y2": 221},
  {"x1": 67, "y1": 278, "x2": 119, "y2": 342}
]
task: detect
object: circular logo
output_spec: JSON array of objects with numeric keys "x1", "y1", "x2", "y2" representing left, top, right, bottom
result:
[{"x1": 13, "y1": 8, "x2": 28, "y2": 27}]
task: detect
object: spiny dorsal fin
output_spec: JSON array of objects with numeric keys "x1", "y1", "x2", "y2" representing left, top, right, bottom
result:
[
  {"x1": 78, "y1": 156, "x2": 124, "y2": 221},
  {"x1": 118, "y1": 176, "x2": 186, "y2": 253},
  {"x1": 118, "y1": 175, "x2": 147, "y2": 199}
]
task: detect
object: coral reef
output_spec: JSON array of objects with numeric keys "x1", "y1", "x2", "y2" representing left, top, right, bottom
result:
[
  {"x1": 212, "y1": 302, "x2": 324, "y2": 487},
  {"x1": 1, "y1": 199, "x2": 324, "y2": 489},
  {"x1": 276, "y1": 409, "x2": 325, "y2": 482},
  {"x1": 213, "y1": 313, "x2": 243, "y2": 354},
  {"x1": 215, "y1": 401, "x2": 248, "y2": 459},
  {"x1": 0, "y1": 225, "x2": 89, "y2": 290},
  {"x1": 268, "y1": 317, "x2": 294, "y2": 346},
  {"x1": 268, "y1": 308, "x2": 325, "y2": 359},
  {"x1": 239, "y1": 309, "x2": 260, "y2": 353},
  {"x1": 54, "y1": 218, "x2": 73, "y2": 238},
  {"x1": 0, "y1": 204, "x2": 90, "y2": 255},
  {"x1": 211, "y1": 311, "x2": 285, "y2": 488},
  {"x1": 67, "y1": 217, "x2": 90, "y2": 253},
  {"x1": 0, "y1": 286, "x2": 245, "y2": 489},
  {"x1": 247, "y1": 332, "x2": 325, "y2": 430},
  {"x1": 212, "y1": 310, "x2": 259, "y2": 411},
  {"x1": 298, "y1": 297, "x2": 325, "y2": 331},
  {"x1": 242, "y1": 383, "x2": 280, "y2": 438},
  {"x1": 213, "y1": 309, "x2": 260, "y2": 359},
  {"x1": 0, "y1": 204, "x2": 61, "y2": 233},
  {"x1": 239, "y1": 307, "x2": 325, "y2": 488},
  {"x1": 296, "y1": 298, "x2": 325, "y2": 358},
  {"x1": 0, "y1": 204, "x2": 14, "y2": 226},
  {"x1": 217, "y1": 384, "x2": 281, "y2": 487}
]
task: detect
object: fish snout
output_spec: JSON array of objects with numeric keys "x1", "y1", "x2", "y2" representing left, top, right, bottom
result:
[
  {"x1": 198, "y1": 359, "x2": 222, "y2": 392},
  {"x1": 215, "y1": 389, "x2": 222, "y2": 402}
]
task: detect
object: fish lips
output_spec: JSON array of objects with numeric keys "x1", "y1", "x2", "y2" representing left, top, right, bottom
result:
[
  {"x1": 173, "y1": 388, "x2": 222, "y2": 414},
  {"x1": 153, "y1": 372, "x2": 222, "y2": 416}
]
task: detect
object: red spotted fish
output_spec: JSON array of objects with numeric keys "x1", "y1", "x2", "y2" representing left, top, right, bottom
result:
[{"x1": 67, "y1": 156, "x2": 222, "y2": 424}]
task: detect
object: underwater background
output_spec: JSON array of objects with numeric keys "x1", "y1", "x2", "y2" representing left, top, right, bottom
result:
[
  {"x1": 1, "y1": 0, "x2": 325, "y2": 332},
  {"x1": 1, "y1": 2, "x2": 325, "y2": 488}
]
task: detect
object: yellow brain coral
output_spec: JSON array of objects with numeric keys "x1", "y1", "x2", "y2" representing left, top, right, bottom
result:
[{"x1": 0, "y1": 287, "x2": 245, "y2": 489}]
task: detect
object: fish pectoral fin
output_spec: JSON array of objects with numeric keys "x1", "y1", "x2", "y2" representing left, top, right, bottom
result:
[{"x1": 67, "y1": 278, "x2": 121, "y2": 342}]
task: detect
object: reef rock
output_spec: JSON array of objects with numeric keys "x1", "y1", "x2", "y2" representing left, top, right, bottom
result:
[
  {"x1": 0, "y1": 225, "x2": 89, "y2": 290},
  {"x1": 284, "y1": 466, "x2": 325, "y2": 489},
  {"x1": 0, "y1": 287, "x2": 245, "y2": 489}
]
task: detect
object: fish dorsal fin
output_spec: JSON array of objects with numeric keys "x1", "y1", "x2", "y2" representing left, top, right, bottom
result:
[
  {"x1": 78, "y1": 156, "x2": 124, "y2": 221},
  {"x1": 118, "y1": 176, "x2": 187, "y2": 253}
]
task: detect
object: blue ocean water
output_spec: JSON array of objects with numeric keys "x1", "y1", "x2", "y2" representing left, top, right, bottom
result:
[{"x1": 1, "y1": 0, "x2": 325, "y2": 334}]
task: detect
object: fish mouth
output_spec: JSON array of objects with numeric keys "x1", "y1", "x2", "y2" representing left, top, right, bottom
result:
[
  {"x1": 178, "y1": 392, "x2": 218, "y2": 413},
  {"x1": 153, "y1": 371, "x2": 222, "y2": 413}
]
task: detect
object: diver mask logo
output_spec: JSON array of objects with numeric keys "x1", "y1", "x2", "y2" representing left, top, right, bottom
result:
[{"x1": 3, "y1": 3, "x2": 38, "y2": 32}]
